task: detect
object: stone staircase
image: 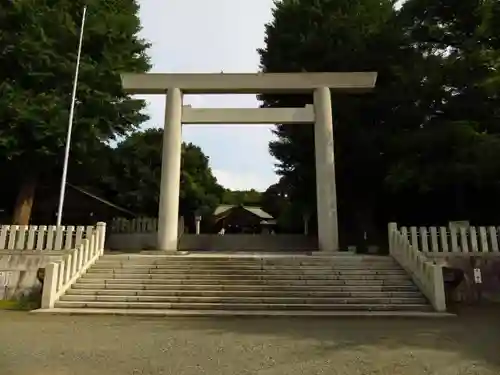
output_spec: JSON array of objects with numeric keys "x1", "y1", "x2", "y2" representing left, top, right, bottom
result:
[{"x1": 47, "y1": 254, "x2": 444, "y2": 316}]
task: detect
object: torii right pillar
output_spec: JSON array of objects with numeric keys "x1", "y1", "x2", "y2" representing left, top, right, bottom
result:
[{"x1": 314, "y1": 87, "x2": 339, "y2": 252}]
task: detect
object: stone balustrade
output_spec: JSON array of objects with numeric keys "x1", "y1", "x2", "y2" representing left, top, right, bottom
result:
[
  {"x1": 41, "y1": 222, "x2": 106, "y2": 308},
  {"x1": 0, "y1": 224, "x2": 96, "y2": 251},
  {"x1": 388, "y1": 223, "x2": 446, "y2": 312}
]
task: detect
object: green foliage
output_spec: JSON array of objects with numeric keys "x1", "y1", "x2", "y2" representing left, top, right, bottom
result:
[
  {"x1": 259, "y1": 0, "x2": 405, "y2": 236},
  {"x1": 259, "y1": 0, "x2": 500, "y2": 242},
  {"x1": 0, "y1": 0, "x2": 150, "y2": 222},
  {"x1": 181, "y1": 141, "x2": 225, "y2": 216},
  {"x1": 260, "y1": 179, "x2": 304, "y2": 233},
  {"x1": 386, "y1": 122, "x2": 500, "y2": 192},
  {"x1": 0, "y1": 287, "x2": 41, "y2": 311},
  {"x1": 386, "y1": 0, "x2": 500, "y2": 193},
  {"x1": 260, "y1": 181, "x2": 288, "y2": 219},
  {"x1": 102, "y1": 129, "x2": 224, "y2": 219},
  {"x1": 0, "y1": 300, "x2": 18, "y2": 310},
  {"x1": 0, "y1": 0, "x2": 150, "y2": 164},
  {"x1": 221, "y1": 189, "x2": 262, "y2": 206}
]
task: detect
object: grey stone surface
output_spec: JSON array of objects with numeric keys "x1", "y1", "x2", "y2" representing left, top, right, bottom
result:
[
  {"x1": 107, "y1": 233, "x2": 319, "y2": 252},
  {"x1": 1, "y1": 307, "x2": 499, "y2": 374},
  {"x1": 55, "y1": 254, "x2": 432, "y2": 312},
  {"x1": 427, "y1": 255, "x2": 500, "y2": 303},
  {"x1": 0, "y1": 252, "x2": 64, "y2": 298}
]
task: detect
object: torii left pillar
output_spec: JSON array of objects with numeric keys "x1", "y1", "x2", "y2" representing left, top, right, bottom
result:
[{"x1": 157, "y1": 88, "x2": 182, "y2": 251}]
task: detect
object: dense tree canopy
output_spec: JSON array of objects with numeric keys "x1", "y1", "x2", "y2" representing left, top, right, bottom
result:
[
  {"x1": 259, "y1": 0, "x2": 500, "y2": 245},
  {"x1": 260, "y1": 178, "x2": 305, "y2": 233},
  {"x1": 0, "y1": 0, "x2": 150, "y2": 224},
  {"x1": 221, "y1": 189, "x2": 262, "y2": 206},
  {"x1": 101, "y1": 129, "x2": 224, "y2": 223},
  {"x1": 390, "y1": 0, "x2": 500, "y2": 190}
]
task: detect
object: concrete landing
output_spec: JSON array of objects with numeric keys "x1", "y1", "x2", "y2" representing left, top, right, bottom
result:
[
  {"x1": 100, "y1": 251, "x2": 365, "y2": 259},
  {"x1": 32, "y1": 308, "x2": 454, "y2": 318}
]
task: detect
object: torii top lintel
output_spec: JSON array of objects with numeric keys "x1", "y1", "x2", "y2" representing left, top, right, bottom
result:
[{"x1": 120, "y1": 72, "x2": 377, "y2": 95}]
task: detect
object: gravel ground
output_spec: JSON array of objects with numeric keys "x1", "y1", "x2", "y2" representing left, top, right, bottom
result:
[{"x1": 1, "y1": 307, "x2": 499, "y2": 375}]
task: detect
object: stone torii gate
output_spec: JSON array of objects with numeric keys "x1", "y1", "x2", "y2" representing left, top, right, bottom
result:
[{"x1": 121, "y1": 72, "x2": 377, "y2": 252}]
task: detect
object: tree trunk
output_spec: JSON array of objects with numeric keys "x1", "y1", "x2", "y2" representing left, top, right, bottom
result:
[{"x1": 12, "y1": 175, "x2": 38, "y2": 225}]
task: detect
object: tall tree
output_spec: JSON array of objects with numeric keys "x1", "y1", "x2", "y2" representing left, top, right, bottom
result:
[
  {"x1": 260, "y1": 178, "x2": 304, "y2": 233},
  {"x1": 259, "y1": 0, "x2": 500, "y2": 245},
  {"x1": 103, "y1": 129, "x2": 224, "y2": 222},
  {"x1": 386, "y1": 0, "x2": 500, "y2": 222},
  {"x1": 258, "y1": 0, "x2": 409, "y2": 243},
  {"x1": 0, "y1": 0, "x2": 150, "y2": 224}
]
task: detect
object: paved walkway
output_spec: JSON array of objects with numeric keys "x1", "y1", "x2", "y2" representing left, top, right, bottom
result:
[{"x1": 1, "y1": 307, "x2": 499, "y2": 375}]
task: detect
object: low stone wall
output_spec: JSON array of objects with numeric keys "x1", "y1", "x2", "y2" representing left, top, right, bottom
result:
[
  {"x1": 106, "y1": 233, "x2": 318, "y2": 252},
  {"x1": 428, "y1": 254, "x2": 500, "y2": 304},
  {"x1": 180, "y1": 234, "x2": 318, "y2": 252},
  {"x1": 107, "y1": 233, "x2": 156, "y2": 251},
  {"x1": 0, "y1": 251, "x2": 66, "y2": 299}
]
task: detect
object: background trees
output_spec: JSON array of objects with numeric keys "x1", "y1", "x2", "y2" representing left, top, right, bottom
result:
[
  {"x1": 97, "y1": 129, "x2": 224, "y2": 224},
  {"x1": 387, "y1": 0, "x2": 500, "y2": 224},
  {"x1": 0, "y1": 0, "x2": 150, "y2": 224},
  {"x1": 258, "y1": 0, "x2": 408, "y2": 244},
  {"x1": 221, "y1": 189, "x2": 262, "y2": 206}
]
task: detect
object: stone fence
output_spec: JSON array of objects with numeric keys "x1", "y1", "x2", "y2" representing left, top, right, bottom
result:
[
  {"x1": 388, "y1": 223, "x2": 446, "y2": 311},
  {"x1": 398, "y1": 224, "x2": 500, "y2": 256},
  {"x1": 110, "y1": 217, "x2": 159, "y2": 234},
  {"x1": 0, "y1": 224, "x2": 97, "y2": 251},
  {"x1": 391, "y1": 222, "x2": 500, "y2": 305},
  {"x1": 0, "y1": 223, "x2": 105, "y2": 300},
  {"x1": 107, "y1": 217, "x2": 317, "y2": 252},
  {"x1": 41, "y1": 222, "x2": 106, "y2": 308},
  {"x1": 108, "y1": 217, "x2": 185, "y2": 251}
]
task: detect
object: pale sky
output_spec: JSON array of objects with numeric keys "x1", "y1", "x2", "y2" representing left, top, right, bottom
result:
[{"x1": 136, "y1": 0, "x2": 278, "y2": 191}]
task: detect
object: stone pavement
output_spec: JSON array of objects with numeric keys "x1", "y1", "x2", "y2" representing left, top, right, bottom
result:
[{"x1": 1, "y1": 307, "x2": 499, "y2": 375}]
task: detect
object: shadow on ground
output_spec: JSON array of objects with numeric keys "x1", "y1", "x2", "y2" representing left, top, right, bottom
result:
[
  {"x1": 1, "y1": 306, "x2": 499, "y2": 375},
  {"x1": 148, "y1": 305, "x2": 500, "y2": 368}
]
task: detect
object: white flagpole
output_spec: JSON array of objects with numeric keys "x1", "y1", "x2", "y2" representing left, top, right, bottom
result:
[{"x1": 56, "y1": 5, "x2": 88, "y2": 227}]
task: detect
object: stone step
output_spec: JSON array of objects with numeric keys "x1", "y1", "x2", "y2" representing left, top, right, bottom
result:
[
  {"x1": 34, "y1": 308, "x2": 453, "y2": 318},
  {"x1": 92, "y1": 263, "x2": 401, "y2": 270},
  {"x1": 100, "y1": 254, "x2": 391, "y2": 261},
  {"x1": 95, "y1": 261, "x2": 398, "y2": 267},
  {"x1": 71, "y1": 283, "x2": 419, "y2": 292},
  {"x1": 66, "y1": 288, "x2": 423, "y2": 298},
  {"x1": 54, "y1": 300, "x2": 434, "y2": 311},
  {"x1": 59, "y1": 294, "x2": 427, "y2": 304},
  {"x1": 97, "y1": 257, "x2": 396, "y2": 265},
  {"x1": 76, "y1": 278, "x2": 415, "y2": 286},
  {"x1": 93, "y1": 262, "x2": 400, "y2": 269},
  {"x1": 98, "y1": 255, "x2": 395, "y2": 261},
  {"x1": 81, "y1": 272, "x2": 411, "y2": 281},
  {"x1": 87, "y1": 268, "x2": 407, "y2": 276},
  {"x1": 51, "y1": 253, "x2": 433, "y2": 314}
]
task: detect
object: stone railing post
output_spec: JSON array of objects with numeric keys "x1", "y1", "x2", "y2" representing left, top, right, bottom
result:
[
  {"x1": 41, "y1": 262, "x2": 59, "y2": 309},
  {"x1": 39, "y1": 223, "x2": 107, "y2": 309},
  {"x1": 388, "y1": 222, "x2": 398, "y2": 255},
  {"x1": 432, "y1": 264, "x2": 447, "y2": 312},
  {"x1": 96, "y1": 222, "x2": 106, "y2": 254}
]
